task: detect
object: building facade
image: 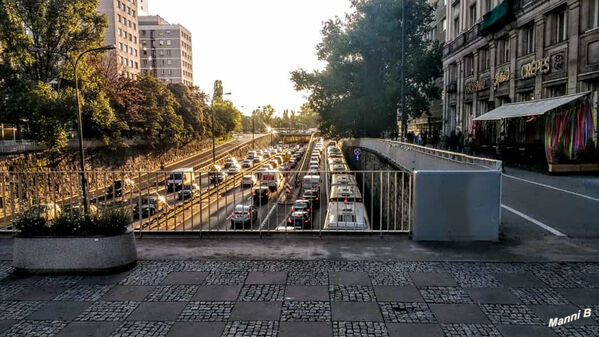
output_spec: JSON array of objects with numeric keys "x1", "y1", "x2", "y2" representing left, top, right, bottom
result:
[
  {"x1": 407, "y1": 0, "x2": 448, "y2": 135},
  {"x1": 442, "y1": 0, "x2": 599, "y2": 138},
  {"x1": 138, "y1": 15, "x2": 194, "y2": 86},
  {"x1": 98, "y1": 0, "x2": 141, "y2": 79},
  {"x1": 137, "y1": 0, "x2": 149, "y2": 16}
]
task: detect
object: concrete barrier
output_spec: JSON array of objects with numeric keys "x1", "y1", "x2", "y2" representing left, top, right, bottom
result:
[{"x1": 343, "y1": 138, "x2": 501, "y2": 241}]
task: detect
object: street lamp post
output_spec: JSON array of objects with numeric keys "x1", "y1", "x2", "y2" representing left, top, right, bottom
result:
[{"x1": 32, "y1": 45, "x2": 115, "y2": 213}]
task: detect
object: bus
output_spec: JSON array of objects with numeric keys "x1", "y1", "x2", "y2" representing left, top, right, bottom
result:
[
  {"x1": 330, "y1": 184, "x2": 362, "y2": 202},
  {"x1": 323, "y1": 201, "x2": 370, "y2": 230}
]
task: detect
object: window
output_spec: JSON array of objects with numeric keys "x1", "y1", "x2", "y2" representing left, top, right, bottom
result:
[
  {"x1": 497, "y1": 36, "x2": 510, "y2": 64},
  {"x1": 119, "y1": 42, "x2": 123, "y2": 51},
  {"x1": 167, "y1": 60, "x2": 172, "y2": 65},
  {"x1": 442, "y1": 18, "x2": 446, "y2": 31},
  {"x1": 555, "y1": 10, "x2": 567, "y2": 43},
  {"x1": 486, "y1": 0, "x2": 493, "y2": 12},
  {"x1": 523, "y1": 24, "x2": 535, "y2": 55},
  {"x1": 479, "y1": 47, "x2": 489, "y2": 71},
  {"x1": 453, "y1": 17, "x2": 460, "y2": 38},
  {"x1": 593, "y1": 0, "x2": 599, "y2": 29},
  {"x1": 469, "y1": 4, "x2": 477, "y2": 27},
  {"x1": 449, "y1": 63, "x2": 457, "y2": 81},
  {"x1": 465, "y1": 54, "x2": 474, "y2": 77},
  {"x1": 118, "y1": 28, "x2": 122, "y2": 36},
  {"x1": 166, "y1": 40, "x2": 171, "y2": 45}
]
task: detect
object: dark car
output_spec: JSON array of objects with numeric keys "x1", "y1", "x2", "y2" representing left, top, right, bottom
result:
[
  {"x1": 302, "y1": 189, "x2": 321, "y2": 208},
  {"x1": 209, "y1": 171, "x2": 227, "y2": 184},
  {"x1": 291, "y1": 199, "x2": 311, "y2": 214},
  {"x1": 133, "y1": 195, "x2": 167, "y2": 219},
  {"x1": 178, "y1": 184, "x2": 200, "y2": 200},
  {"x1": 230, "y1": 204, "x2": 259, "y2": 229},
  {"x1": 287, "y1": 211, "x2": 311, "y2": 229},
  {"x1": 252, "y1": 186, "x2": 271, "y2": 206},
  {"x1": 105, "y1": 179, "x2": 134, "y2": 198}
]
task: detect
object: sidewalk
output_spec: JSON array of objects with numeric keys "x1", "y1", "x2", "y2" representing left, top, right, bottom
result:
[{"x1": 0, "y1": 236, "x2": 598, "y2": 336}]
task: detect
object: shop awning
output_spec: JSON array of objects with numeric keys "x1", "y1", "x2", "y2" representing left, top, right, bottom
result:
[{"x1": 473, "y1": 92, "x2": 591, "y2": 121}]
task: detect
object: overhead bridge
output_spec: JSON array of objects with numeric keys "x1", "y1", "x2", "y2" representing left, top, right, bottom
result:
[{"x1": 278, "y1": 129, "x2": 314, "y2": 144}]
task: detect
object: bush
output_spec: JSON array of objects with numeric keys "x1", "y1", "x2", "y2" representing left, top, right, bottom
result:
[{"x1": 15, "y1": 206, "x2": 130, "y2": 237}]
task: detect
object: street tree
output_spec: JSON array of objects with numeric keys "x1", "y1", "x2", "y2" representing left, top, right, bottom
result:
[
  {"x1": 291, "y1": 0, "x2": 442, "y2": 137},
  {"x1": 0, "y1": 0, "x2": 111, "y2": 149}
]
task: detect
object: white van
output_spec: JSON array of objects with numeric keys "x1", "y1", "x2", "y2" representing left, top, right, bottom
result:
[
  {"x1": 168, "y1": 167, "x2": 194, "y2": 192},
  {"x1": 302, "y1": 175, "x2": 321, "y2": 192},
  {"x1": 260, "y1": 171, "x2": 283, "y2": 192}
]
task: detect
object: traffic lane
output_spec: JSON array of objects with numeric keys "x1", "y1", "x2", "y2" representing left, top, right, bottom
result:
[
  {"x1": 502, "y1": 177, "x2": 599, "y2": 237},
  {"x1": 504, "y1": 166, "x2": 599, "y2": 199}
]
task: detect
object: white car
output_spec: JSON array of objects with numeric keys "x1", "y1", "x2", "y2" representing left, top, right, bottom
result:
[
  {"x1": 227, "y1": 164, "x2": 242, "y2": 174},
  {"x1": 241, "y1": 175, "x2": 258, "y2": 188}
]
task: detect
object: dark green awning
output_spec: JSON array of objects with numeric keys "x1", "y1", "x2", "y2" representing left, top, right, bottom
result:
[{"x1": 480, "y1": 0, "x2": 513, "y2": 34}]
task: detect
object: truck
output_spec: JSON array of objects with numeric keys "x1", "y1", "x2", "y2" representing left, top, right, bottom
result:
[
  {"x1": 260, "y1": 170, "x2": 283, "y2": 192},
  {"x1": 167, "y1": 168, "x2": 195, "y2": 192}
]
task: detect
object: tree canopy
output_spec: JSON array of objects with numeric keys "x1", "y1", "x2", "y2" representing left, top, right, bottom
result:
[{"x1": 291, "y1": 0, "x2": 442, "y2": 137}]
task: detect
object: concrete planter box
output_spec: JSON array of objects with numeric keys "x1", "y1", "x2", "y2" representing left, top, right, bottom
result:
[
  {"x1": 548, "y1": 163, "x2": 599, "y2": 173},
  {"x1": 13, "y1": 230, "x2": 137, "y2": 274}
]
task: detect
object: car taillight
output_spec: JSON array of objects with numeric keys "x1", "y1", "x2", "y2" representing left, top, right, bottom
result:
[
  {"x1": 315, "y1": 197, "x2": 319, "y2": 201},
  {"x1": 305, "y1": 220, "x2": 309, "y2": 223},
  {"x1": 246, "y1": 212, "x2": 251, "y2": 215},
  {"x1": 253, "y1": 193, "x2": 256, "y2": 196},
  {"x1": 288, "y1": 218, "x2": 292, "y2": 223},
  {"x1": 306, "y1": 208, "x2": 310, "y2": 212}
]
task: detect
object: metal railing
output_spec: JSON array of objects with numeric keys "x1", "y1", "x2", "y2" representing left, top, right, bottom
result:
[
  {"x1": 0, "y1": 169, "x2": 412, "y2": 235},
  {"x1": 379, "y1": 139, "x2": 502, "y2": 171}
]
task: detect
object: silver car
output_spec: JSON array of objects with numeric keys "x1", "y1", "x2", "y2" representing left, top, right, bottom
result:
[{"x1": 230, "y1": 204, "x2": 258, "y2": 229}]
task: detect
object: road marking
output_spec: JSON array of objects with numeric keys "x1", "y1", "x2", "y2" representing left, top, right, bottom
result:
[
  {"x1": 501, "y1": 204, "x2": 566, "y2": 236},
  {"x1": 503, "y1": 174, "x2": 599, "y2": 203}
]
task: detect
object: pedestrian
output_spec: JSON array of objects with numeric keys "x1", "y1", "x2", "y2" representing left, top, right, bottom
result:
[
  {"x1": 457, "y1": 131, "x2": 464, "y2": 153},
  {"x1": 496, "y1": 131, "x2": 507, "y2": 172},
  {"x1": 416, "y1": 133, "x2": 422, "y2": 145},
  {"x1": 432, "y1": 130, "x2": 440, "y2": 149},
  {"x1": 422, "y1": 131, "x2": 428, "y2": 147},
  {"x1": 464, "y1": 133, "x2": 474, "y2": 155}
]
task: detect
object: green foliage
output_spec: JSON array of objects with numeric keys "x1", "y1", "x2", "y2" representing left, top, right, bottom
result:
[
  {"x1": 212, "y1": 100, "x2": 242, "y2": 135},
  {"x1": 0, "y1": 0, "x2": 109, "y2": 149},
  {"x1": 14, "y1": 211, "x2": 51, "y2": 237},
  {"x1": 291, "y1": 0, "x2": 442, "y2": 137},
  {"x1": 135, "y1": 74, "x2": 184, "y2": 147},
  {"x1": 168, "y1": 83, "x2": 210, "y2": 141},
  {"x1": 15, "y1": 206, "x2": 130, "y2": 237}
]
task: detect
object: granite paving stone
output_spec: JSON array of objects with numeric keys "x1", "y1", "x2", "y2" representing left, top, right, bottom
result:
[
  {"x1": 126, "y1": 302, "x2": 186, "y2": 322},
  {"x1": 239, "y1": 284, "x2": 285, "y2": 301},
  {"x1": 528, "y1": 304, "x2": 598, "y2": 326},
  {"x1": 278, "y1": 322, "x2": 332, "y2": 337},
  {"x1": 35, "y1": 276, "x2": 82, "y2": 287},
  {"x1": 465, "y1": 287, "x2": 521, "y2": 304},
  {"x1": 161, "y1": 272, "x2": 208, "y2": 285},
  {"x1": 497, "y1": 325, "x2": 560, "y2": 337},
  {"x1": 428, "y1": 304, "x2": 490, "y2": 324},
  {"x1": 284, "y1": 285, "x2": 329, "y2": 301},
  {"x1": 331, "y1": 302, "x2": 383, "y2": 321},
  {"x1": 0, "y1": 301, "x2": 44, "y2": 320},
  {"x1": 510, "y1": 287, "x2": 570, "y2": 305},
  {"x1": 330, "y1": 285, "x2": 376, "y2": 302},
  {"x1": 374, "y1": 286, "x2": 423, "y2": 302},
  {"x1": 440, "y1": 323, "x2": 502, "y2": 337},
  {"x1": 552, "y1": 325, "x2": 599, "y2": 337},
  {"x1": 166, "y1": 322, "x2": 225, "y2": 337},
  {"x1": 494, "y1": 273, "x2": 543, "y2": 288},
  {"x1": 192, "y1": 285, "x2": 242, "y2": 301},
  {"x1": 386, "y1": 323, "x2": 444, "y2": 337},
  {"x1": 409, "y1": 272, "x2": 457, "y2": 287},
  {"x1": 109, "y1": 321, "x2": 173, "y2": 337},
  {"x1": 332, "y1": 321, "x2": 388, "y2": 337},
  {"x1": 77, "y1": 273, "x2": 129, "y2": 285},
  {"x1": 328, "y1": 271, "x2": 371, "y2": 285},
  {"x1": 145, "y1": 285, "x2": 199, "y2": 302},
  {"x1": 419, "y1": 286, "x2": 473, "y2": 304},
  {"x1": 0, "y1": 320, "x2": 16, "y2": 333},
  {"x1": 281, "y1": 301, "x2": 330, "y2": 322},
  {"x1": 452, "y1": 272, "x2": 500, "y2": 288},
  {"x1": 378, "y1": 302, "x2": 436, "y2": 323},
  {"x1": 0, "y1": 285, "x2": 24, "y2": 301},
  {"x1": 177, "y1": 301, "x2": 235, "y2": 321},
  {"x1": 204, "y1": 271, "x2": 248, "y2": 285},
  {"x1": 27, "y1": 301, "x2": 92, "y2": 321},
  {"x1": 285, "y1": 267, "x2": 328, "y2": 285},
  {"x1": 10, "y1": 286, "x2": 67, "y2": 301},
  {"x1": 101, "y1": 286, "x2": 154, "y2": 302},
  {"x1": 221, "y1": 321, "x2": 279, "y2": 337},
  {"x1": 230, "y1": 302, "x2": 282, "y2": 321},
  {"x1": 368, "y1": 271, "x2": 413, "y2": 286},
  {"x1": 0, "y1": 320, "x2": 67, "y2": 337},
  {"x1": 557, "y1": 288, "x2": 599, "y2": 305},
  {"x1": 53, "y1": 285, "x2": 113, "y2": 302},
  {"x1": 245, "y1": 272, "x2": 286, "y2": 284},
  {"x1": 76, "y1": 301, "x2": 140, "y2": 322},
  {"x1": 478, "y1": 304, "x2": 543, "y2": 325},
  {"x1": 55, "y1": 321, "x2": 120, "y2": 337}
]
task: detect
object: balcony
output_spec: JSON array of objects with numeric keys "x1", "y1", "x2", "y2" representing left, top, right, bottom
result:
[{"x1": 480, "y1": 0, "x2": 515, "y2": 35}]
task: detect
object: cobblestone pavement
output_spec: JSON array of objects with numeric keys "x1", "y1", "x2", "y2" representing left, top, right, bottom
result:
[{"x1": 0, "y1": 260, "x2": 597, "y2": 337}]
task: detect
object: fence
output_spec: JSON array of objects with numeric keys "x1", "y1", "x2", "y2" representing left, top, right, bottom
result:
[{"x1": 0, "y1": 169, "x2": 412, "y2": 235}]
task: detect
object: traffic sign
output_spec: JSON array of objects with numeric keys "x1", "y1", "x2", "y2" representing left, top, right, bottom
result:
[{"x1": 354, "y1": 148, "x2": 361, "y2": 156}]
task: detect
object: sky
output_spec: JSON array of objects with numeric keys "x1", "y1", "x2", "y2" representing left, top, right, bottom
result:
[{"x1": 149, "y1": 0, "x2": 354, "y2": 116}]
